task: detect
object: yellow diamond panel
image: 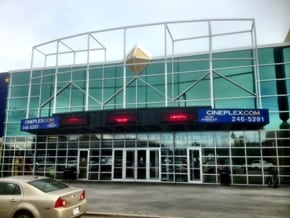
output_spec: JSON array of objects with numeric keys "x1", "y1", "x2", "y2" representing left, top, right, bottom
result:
[{"x1": 126, "y1": 45, "x2": 151, "y2": 75}]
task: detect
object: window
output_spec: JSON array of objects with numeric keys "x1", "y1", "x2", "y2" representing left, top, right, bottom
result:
[
  {"x1": 29, "y1": 178, "x2": 68, "y2": 193},
  {"x1": 0, "y1": 183, "x2": 21, "y2": 195}
]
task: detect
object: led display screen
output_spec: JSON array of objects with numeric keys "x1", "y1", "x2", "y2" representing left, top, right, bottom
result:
[
  {"x1": 61, "y1": 116, "x2": 88, "y2": 126},
  {"x1": 162, "y1": 111, "x2": 196, "y2": 123},
  {"x1": 107, "y1": 113, "x2": 138, "y2": 124}
]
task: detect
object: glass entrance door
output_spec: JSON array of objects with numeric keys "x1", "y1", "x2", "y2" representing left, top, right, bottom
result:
[
  {"x1": 78, "y1": 149, "x2": 89, "y2": 180},
  {"x1": 149, "y1": 149, "x2": 159, "y2": 180},
  {"x1": 137, "y1": 150, "x2": 146, "y2": 179},
  {"x1": 113, "y1": 148, "x2": 160, "y2": 181},
  {"x1": 126, "y1": 150, "x2": 135, "y2": 179},
  {"x1": 188, "y1": 148, "x2": 202, "y2": 183}
]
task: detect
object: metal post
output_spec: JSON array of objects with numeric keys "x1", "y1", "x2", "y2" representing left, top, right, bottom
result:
[
  {"x1": 208, "y1": 21, "x2": 215, "y2": 109},
  {"x1": 123, "y1": 28, "x2": 127, "y2": 109},
  {"x1": 53, "y1": 41, "x2": 59, "y2": 114},
  {"x1": 251, "y1": 20, "x2": 262, "y2": 109},
  {"x1": 26, "y1": 48, "x2": 34, "y2": 118},
  {"x1": 85, "y1": 35, "x2": 90, "y2": 111}
]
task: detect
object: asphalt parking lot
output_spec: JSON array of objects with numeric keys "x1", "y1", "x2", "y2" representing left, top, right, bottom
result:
[{"x1": 70, "y1": 182, "x2": 290, "y2": 218}]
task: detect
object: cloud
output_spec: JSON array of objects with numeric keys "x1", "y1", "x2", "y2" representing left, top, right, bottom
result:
[{"x1": 0, "y1": 0, "x2": 289, "y2": 72}]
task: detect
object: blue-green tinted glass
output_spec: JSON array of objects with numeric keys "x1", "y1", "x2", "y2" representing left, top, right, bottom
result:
[
  {"x1": 262, "y1": 96, "x2": 278, "y2": 111},
  {"x1": 260, "y1": 81, "x2": 277, "y2": 95},
  {"x1": 259, "y1": 65, "x2": 276, "y2": 80},
  {"x1": 11, "y1": 72, "x2": 30, "y2": 85},
  {"x1": 7, "y1": 110, "x2": 26, "y2": 122},
  {"x1": 31, "y1": 85, "x2": 40, "y2": 96},
  {"x1": 6, "y1": 123, "x2": 29, "y2": 136},
  {"x1": 42, "y1": 70, "x2": 55, "y2": 83},
  {"x1": 10, "y1": 86, "x2": 29, "y2": 97},
  {"x1": 258, "y1": 48, "x2": 275, "y2": 65},
  {"x1": 8, "y1": 98, "x2": 27, "y2": 110}
]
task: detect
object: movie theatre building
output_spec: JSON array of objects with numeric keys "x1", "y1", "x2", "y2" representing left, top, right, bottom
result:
[{"x1": 2, "y1": 20, "x2": 290, "y2": 185}]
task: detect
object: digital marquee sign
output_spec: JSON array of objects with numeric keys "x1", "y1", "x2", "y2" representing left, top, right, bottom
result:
[
  {"x1": 197, "y1": 109, "x2": 269, "y2": 124},
  {"x1": 162, "y1": 111, "x2": 196, "y2": 123},
  {"x1": 107, "y1": 113, "x2": 138, "y2": 124},
  {"x1": 21, "y1": 116, "x2": 60, "y2": 131},
  {"x1": 61, "y1": 116, "x2": 88, "y2": 126}
]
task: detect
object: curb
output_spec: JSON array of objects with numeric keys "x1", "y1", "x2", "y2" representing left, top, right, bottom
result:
[{"x1": 86, "y1": 211, "x2": 181, "y2": 218}]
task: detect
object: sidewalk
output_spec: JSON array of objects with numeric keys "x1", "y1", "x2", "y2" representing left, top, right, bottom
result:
[{"x1": 70, "y1": 182, "x2": 290, "y2": 218}]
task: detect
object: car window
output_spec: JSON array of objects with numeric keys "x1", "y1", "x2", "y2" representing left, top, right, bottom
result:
[
  {"x1": 29, "y1": 178, "x2": 68, "y2": 193},
  {"x1": 0, "y1": 182, "x2": 21, "y2": 195}
]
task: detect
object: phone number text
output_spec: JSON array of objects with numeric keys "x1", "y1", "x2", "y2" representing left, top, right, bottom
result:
[{"x1": 231, "y1": 116, "x2": 265, "y2": 123}]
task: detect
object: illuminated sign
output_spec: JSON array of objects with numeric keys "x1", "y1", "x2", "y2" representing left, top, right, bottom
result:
[
  {"x1": 162, "y1": 111, "x2": 196, "y2": 123},
  {"x1": 198, "y1": 109, "x2": 269, "y2": 124},
  {"x1": 61, "y1": 116, "x2": 88, "y2": 126},
  {"x1": 20, "y1": 116, "x2": 60, "y2": 131},
  {"x1": 107, "y1": 113, "x2": 138, "y2": 124}
]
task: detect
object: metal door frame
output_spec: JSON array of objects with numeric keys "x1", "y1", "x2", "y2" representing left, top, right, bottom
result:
[
  {"x1": 113, "y1": 148, "x2": 161, "y2": 182},
  {"x1": 78, "y1": 149, "x2": 89, "y2": 180},
  {"x1": 187, "y1": 147, "x2": 202, "y2": 183}
]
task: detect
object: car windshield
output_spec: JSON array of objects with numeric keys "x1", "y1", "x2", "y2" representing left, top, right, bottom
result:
[{"x1": 29, "y1": 178, "x2": 69, "y2": 193}]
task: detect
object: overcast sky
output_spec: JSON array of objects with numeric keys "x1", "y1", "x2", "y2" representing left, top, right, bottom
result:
[{"x1": 0, "y1": 0, "x2": 289, "y2": 72}]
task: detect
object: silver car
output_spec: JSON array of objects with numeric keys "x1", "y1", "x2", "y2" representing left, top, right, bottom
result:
[
  {"x1": 248, "y1": 160, "x2": 274, "y2": 170},
  {"x1": 0, "y1": 175, "x2": 87, "y2": 218}
]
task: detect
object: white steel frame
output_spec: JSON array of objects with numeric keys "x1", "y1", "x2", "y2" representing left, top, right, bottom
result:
[{"x1": 26, "y1": 19, "x2": 260, "y2": 118}]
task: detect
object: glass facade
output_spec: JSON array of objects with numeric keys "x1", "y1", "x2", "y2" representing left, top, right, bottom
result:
[
  {"x1": 1, "y1": 20, "x2": 290, "y2": 185},
  {"x1": 1, "y1": 130, "x2": 290, "y2": 185}
]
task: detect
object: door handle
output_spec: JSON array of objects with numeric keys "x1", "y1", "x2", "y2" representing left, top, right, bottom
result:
[{"x1": 10, "y1": 199, "x2": 17, "y2": 202}]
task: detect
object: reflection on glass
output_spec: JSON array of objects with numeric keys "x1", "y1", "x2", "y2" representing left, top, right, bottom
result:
[
  {"x1": 113, "y1": 150, "x2": 123, "y2": 179},
  {"x1": 175, "y1": 133, "x2": 188, "y2": 148},
  {"x1": 200, "y1": 132, "x2": 214, "y2": 147},
  {"x1": 216, "y1": 132, "x2": 230, "y2": 147}
]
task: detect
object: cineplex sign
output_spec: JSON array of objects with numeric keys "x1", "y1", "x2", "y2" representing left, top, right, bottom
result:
[{"x1": 197, "y1": 109, "x2": 269, "y2": 124}]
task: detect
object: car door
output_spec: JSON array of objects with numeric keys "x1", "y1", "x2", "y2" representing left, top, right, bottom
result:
[{"x1": 0, "y1": 182, "x2": 22, "y2": 218}]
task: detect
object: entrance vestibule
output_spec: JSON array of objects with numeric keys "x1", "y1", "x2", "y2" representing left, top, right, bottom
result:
[{"x1": 113, "y1": 148, "x2": 160, "y2": 181}]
